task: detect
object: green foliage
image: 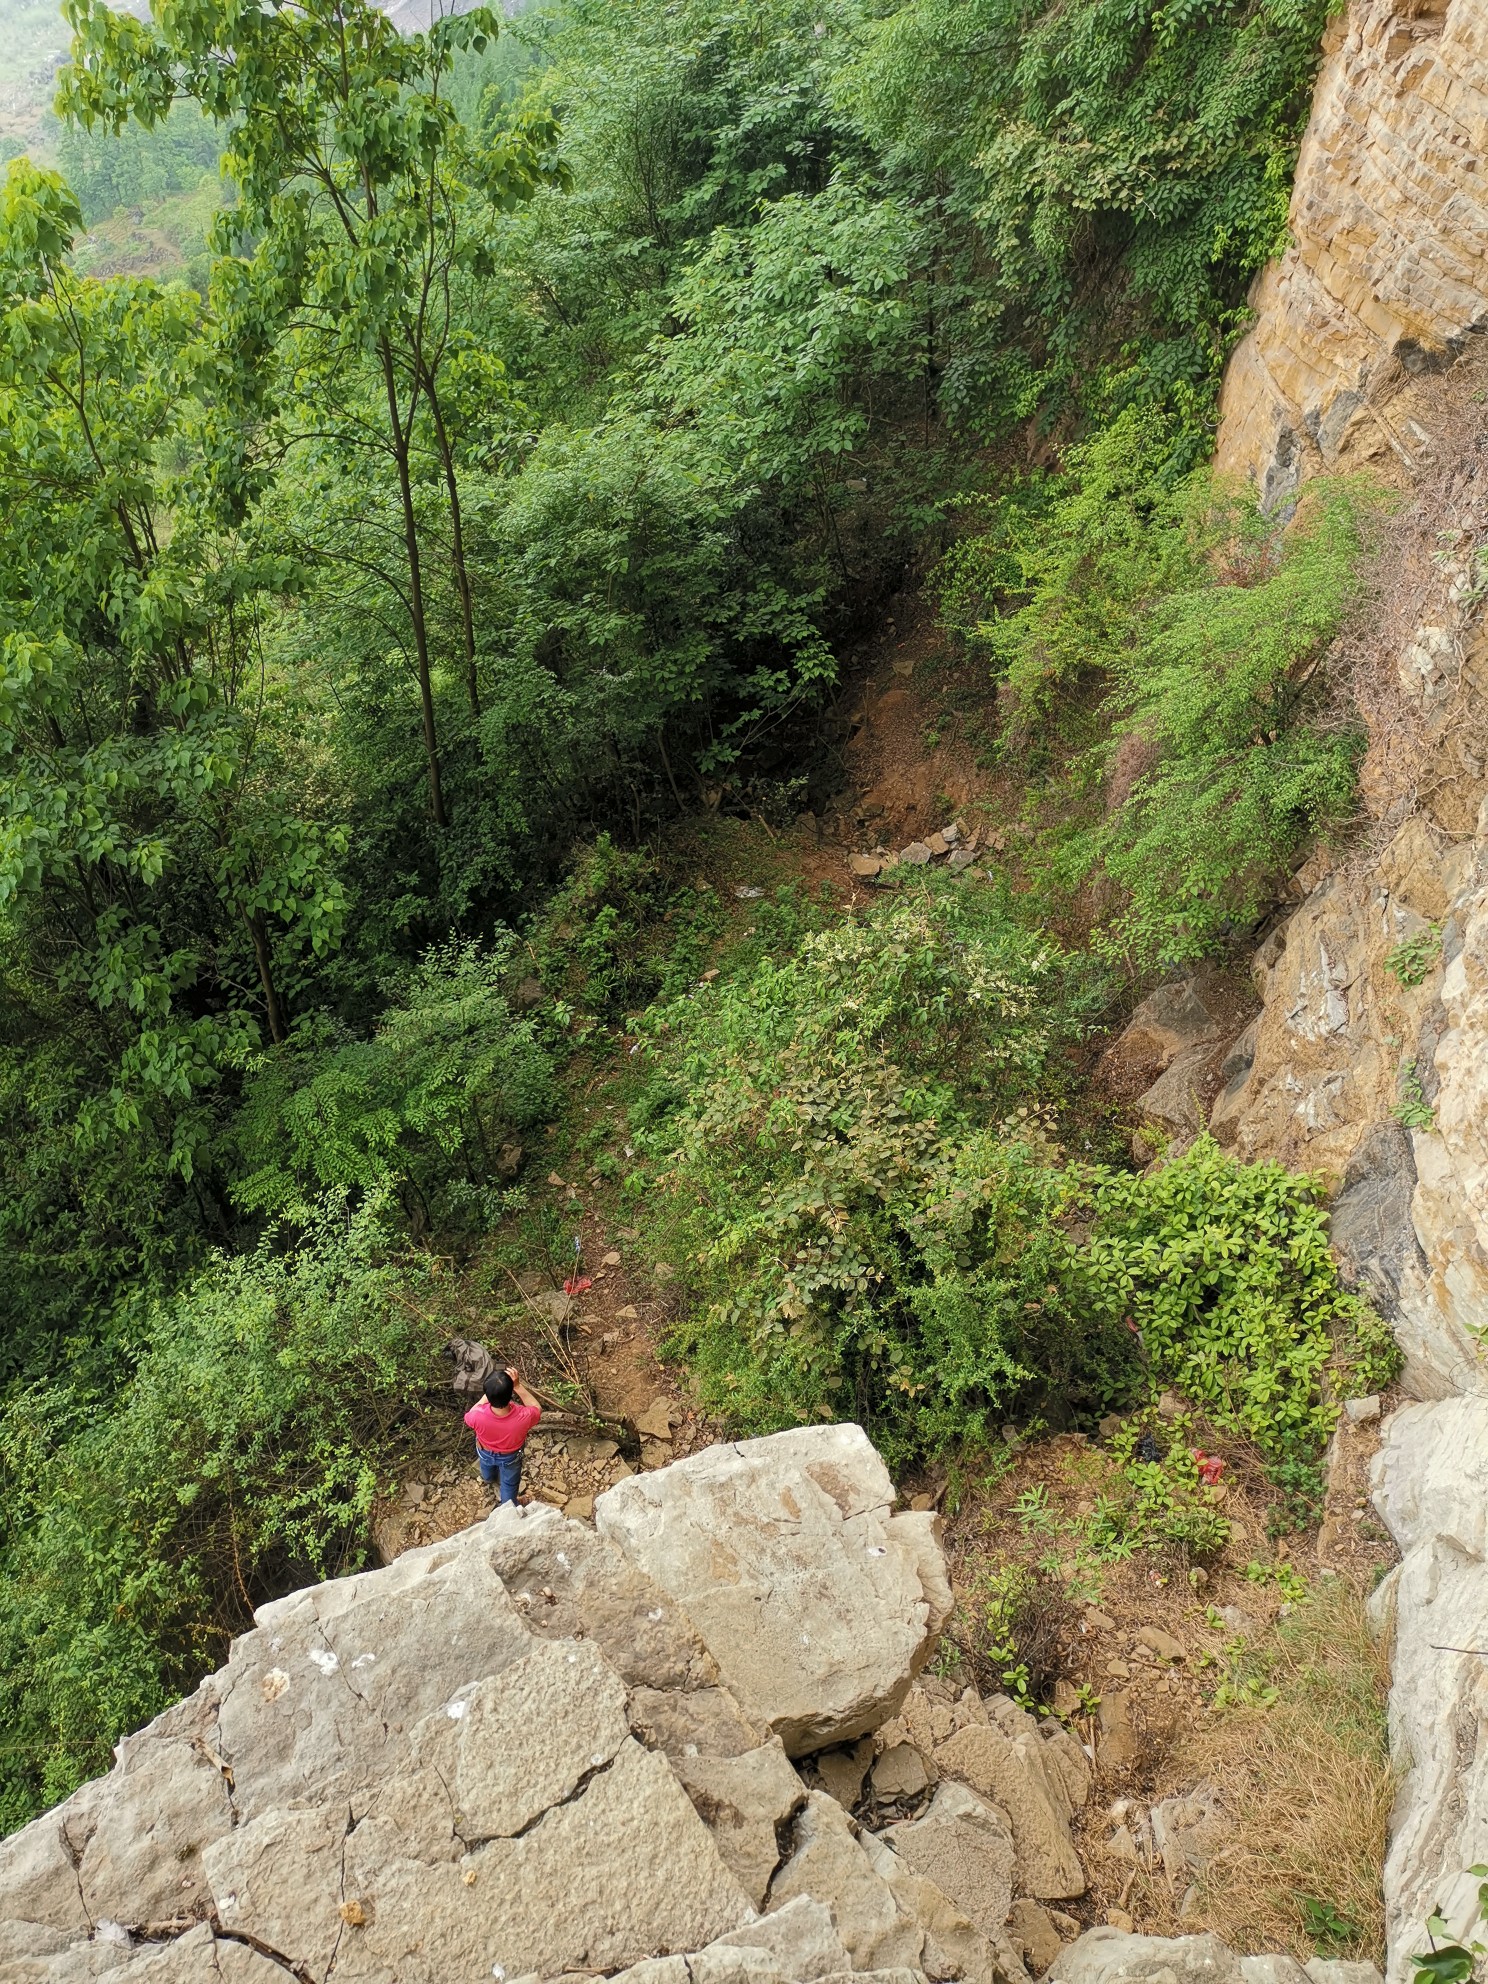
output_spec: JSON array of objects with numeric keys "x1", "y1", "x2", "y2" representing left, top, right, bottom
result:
[
  {"x1": 631, "y1": 884, "x2": 1371, "y2": 1472},
  {"x1": 1245, "y1": 1556, "x2": 1311, "y2": 1605},
  {"x1": 0, "y1": 1199, "x2": 440, "y2": 1828},
  {"x1": 49, "y1": 100, "x2": 221, "y2": 227},
  {"x1": 632, "y1": 877, "x2": 1130, "y2": 1465},
  {"x1": 1394, "y1": 1065, "x2": 1436, "y2": 1131},
  {"x1": 963, "y1": 1561, "x2": 1061, "y2": 1708},
  {"x1": 1411, "y1": 1869, "x2": 1488, "y2": 1984},
  {"x1": 523, "y1": 835, "x2": 734, "y2": 1029},
  {"x1": 1085, "y1": 1135, "x2": 1372, "y2": 1459},
  {"x1": 233, "y1": 941, "x2": 555, "y2": 1231},
  {"x1": 648, "y1": 178, "x2": 925, "y2": 496},
  {"x1": 941, "y1": 412, "x2": 1377, "y2": 963},
  {"x1": 935, "y1": 410, "x2": 1207, "y2": 716},
  {"x1": 1386, "y1": 925, "x2": 1442, "y2": 987},
  {"x1": 1091, "y1": 479, "x2": 1372, "y2": 963},
  {"x1": 842, "y1": 0, "x2": 1330, "y2": 443},
  {"x1": 0, "y1": 153, "x2": 347, "y2": 1346},
  {"x1": 1301, "y1": 1899, "x2": 1363, "y2": 1953},
  {"x1": 1084, "y1": 1417, "x2": 1231, "y2": 1561},
  {"x1": 1265, "y1": 1453, "x2": 1327, "y2": 1533}
]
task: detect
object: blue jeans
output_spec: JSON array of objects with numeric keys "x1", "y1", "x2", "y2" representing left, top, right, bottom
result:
[{"x1": 477, "y1": 1444, "x2": 523, "y2": 1504}]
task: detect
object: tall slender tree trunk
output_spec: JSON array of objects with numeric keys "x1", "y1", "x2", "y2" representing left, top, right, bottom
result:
[
  {"x1": 425, "y1": 375, "x2": 480, "y2": 722},
  {"x1": 380, "y1": 340, "x2": 449, "y2": 828},
  {"x1": 246, "y1": 909, "x2": 288, "y2": 1045}
]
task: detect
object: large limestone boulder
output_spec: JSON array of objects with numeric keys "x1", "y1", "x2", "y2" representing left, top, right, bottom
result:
[
  {"x1": 0, "y1": 1428, "x2": 956, "y2": 1984},
  {"x1": 1099, "y1": 975, "x2": 1232, "y2": 1090},
  {"x1": 596, "y1": 1424, "x2": 954, "y2": 1754},
  {"x1": 1371, "y1": 1397, "x2": 1488, "y2": 1983}
]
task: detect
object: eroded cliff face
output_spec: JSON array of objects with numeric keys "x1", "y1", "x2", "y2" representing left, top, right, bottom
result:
[
  {"x1": 1186, "y1": 19, "x2": 1488, "y2": 1972},
  {"x1": 1214, "y1": 0, "x2": 1488, "y2": 511},
  {"x1": 1208, "y1": 466, "x2": 1488, "y2": 1397},
  {"x1": 1203, "y1": 0, "x2": 1488, "y2": 1401}
]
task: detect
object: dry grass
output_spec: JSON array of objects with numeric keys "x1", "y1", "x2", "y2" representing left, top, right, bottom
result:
[{"x1": 1174, "y1": 1580, "x2": 1394, "y2": 1962}]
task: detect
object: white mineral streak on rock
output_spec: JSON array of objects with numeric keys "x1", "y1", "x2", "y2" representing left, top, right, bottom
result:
[{"x1": 1372, "y1": 1399, "x2": 1488, "y2": 1984}]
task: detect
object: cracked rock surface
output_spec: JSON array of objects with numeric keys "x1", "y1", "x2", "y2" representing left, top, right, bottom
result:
[
  {"x1": 0, "y1": 1425, "x2": 978, "y2": 1984},
  {"x1": 596, "y1": 1424, "x2": 954, "y2": 1755}
]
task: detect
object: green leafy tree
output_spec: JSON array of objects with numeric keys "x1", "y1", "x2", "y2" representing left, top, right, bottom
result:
[
  {"x1": 233, "y1": 939, "x2": 554, "y2": 1232},
  {"x1": 0, "y1": 159, "x2": 347, "y2": 1336},
  {"x1": 842, "y1": 0, "x2": 1328, "y2": 441},
  {"x1": 61, "y1": 0, "x2": 563, "y2": 820},
  {"x1": 0, "y1": 1196, "x2": 439, "y2": 1827},
  {"x1": 1087, "y1": 475, "x2": 1375, "y2": 964}
]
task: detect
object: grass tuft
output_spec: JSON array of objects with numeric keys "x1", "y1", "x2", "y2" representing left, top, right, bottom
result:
[{"x1": 1179, "y1": 1580, "x2": 1392, "y2": 1962}]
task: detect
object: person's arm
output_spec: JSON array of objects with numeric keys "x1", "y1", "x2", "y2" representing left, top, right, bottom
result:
[{"x1": 506, "y1": 1366, "x2": 542, "y2": 1411}]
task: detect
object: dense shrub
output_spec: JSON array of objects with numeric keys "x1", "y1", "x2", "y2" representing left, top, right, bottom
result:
[
  {"x1": 629, "y1": 887, "x2": 1391, "y2": 1468},
  {"x1": 937, "y1": 412, "x2": 1378, "y2": 962},
  {"x1": 628, "y1": 880, "x2": 1123, "y2": 1464},
  {"x1": 1085, "y1": 1136, "x2": 1400, "y2": 1456},
  {"x1": 1090, "y1": 480, "x2": 1373, "y2": 962},
  {"x1": 0, "y1": 1200, "x2": 439, "y2": 1829},
  {"x1": 842, "y1": 0, "x2": 1327, "y2": 444},
  {"x1": 233, "y1": 941, "x2": 555, "y2": 1232}
]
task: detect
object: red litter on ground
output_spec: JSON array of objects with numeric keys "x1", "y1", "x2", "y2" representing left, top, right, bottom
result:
[
  {"x1": 563, "y1": 1275, "x2": 592, "y2": 1296},
  {"x1": 1192, "y1": 1449, "x2": 1226, "y2": 1485}
]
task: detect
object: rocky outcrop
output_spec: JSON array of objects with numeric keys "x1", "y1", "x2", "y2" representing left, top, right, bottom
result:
[
  {"x1": 0, "y1": 1426, "x2": 1053, "y2": 1984},
  {"x1": 1048, "y1": 1931, "x2": 1382, "y2": 1984},
  {"x1": 1185, "y1": 0, "x2": 1488, "y2": 1389},
  {"x1": 1205, "y1": 14, "x2": 1488, "y2": 1951},
  {"x1": 1206, "y1": 723, "x2": 1488, "y2": 1397},
  {"x1": 1371, "y1": 1398, "x2": 1488, "y2": 1984},
  {"x1": 597, "y1": 1424, "x2": 953, "y2": 1755},
  {"x1": 1050, "y1": 1930, "x2": 1246, "y2": 1984},
  {"x1": 1204, "y1": 409, "x2": 1488, "y2": 1398},
  {"x1": 1099, "y1": 972, "x2": 1259, "y2": 1159},
  {"x1": 1213, "y1": 0, "x2": 1488, "y2": 509},
  {"x1": 933, "y1": 1704, "x2": 1091, "y2": 1901}
]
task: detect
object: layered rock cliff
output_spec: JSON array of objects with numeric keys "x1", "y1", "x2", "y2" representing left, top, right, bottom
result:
[
  {"x1": 1202, "y1": 0, "x2": 1488, "y2": 1399},
  {"x1": 1199, "y1": 7, "x2": 1488, "y2": 1973},
  {"x1": 1213, "y1": 0, "x2": 1488, "y2": 511}
]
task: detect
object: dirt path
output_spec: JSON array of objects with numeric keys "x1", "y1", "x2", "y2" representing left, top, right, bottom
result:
[
  {"x1": 371, "y1": 1198, "x2": 724, "y2": 1557},
  {"x1": 368, "y1": 594, "x2": 1396, "y2": 1952}
]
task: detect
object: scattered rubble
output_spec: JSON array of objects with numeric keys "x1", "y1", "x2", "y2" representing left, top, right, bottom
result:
[{"x1": 847, "y1": 825, "x2": 979, "y2": 885}]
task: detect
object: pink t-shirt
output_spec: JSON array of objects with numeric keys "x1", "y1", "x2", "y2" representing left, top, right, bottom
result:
[{"x1": 464, "y1": 1398, "x2": 541, "y2": 1453}]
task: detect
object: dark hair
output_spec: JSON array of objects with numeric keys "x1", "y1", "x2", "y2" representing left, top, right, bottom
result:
[{"x1": 483, "y1": 1371, "x2": 514, "y2": 1408}]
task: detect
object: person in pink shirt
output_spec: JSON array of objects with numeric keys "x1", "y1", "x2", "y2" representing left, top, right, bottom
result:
[{"x1": 464, "y1": 1365, "x2": 542, "y2": 1508}]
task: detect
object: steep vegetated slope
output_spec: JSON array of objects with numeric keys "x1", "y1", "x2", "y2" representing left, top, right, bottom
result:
[{"x1": 0, "y1": 0, "x2": 1466, "y2": 1868}]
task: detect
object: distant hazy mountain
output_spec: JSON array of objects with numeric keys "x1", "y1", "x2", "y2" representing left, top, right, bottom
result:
[{"x1": 0, "y1": 0, "x2": 524, "y2": 154}]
